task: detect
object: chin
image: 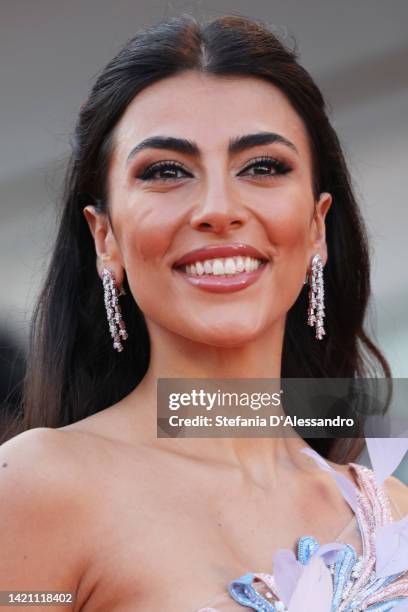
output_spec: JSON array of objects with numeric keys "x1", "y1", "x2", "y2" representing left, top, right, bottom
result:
[{"x1": 186, "y1": 321, "x2": 264, "y2": 349}]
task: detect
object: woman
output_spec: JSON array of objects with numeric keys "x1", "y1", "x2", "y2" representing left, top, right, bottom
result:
[{"x1": 1, "y1": 14, "x2": 408, "y2": 611}]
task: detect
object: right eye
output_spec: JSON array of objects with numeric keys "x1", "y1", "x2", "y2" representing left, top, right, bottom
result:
[{"x1": 138, "y1": 161, "x2": 192, "y2": 182}]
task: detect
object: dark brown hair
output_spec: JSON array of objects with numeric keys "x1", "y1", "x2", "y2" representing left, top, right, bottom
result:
[{"x1": 4, "y1": 14, "x2": 391, "y2": 461}]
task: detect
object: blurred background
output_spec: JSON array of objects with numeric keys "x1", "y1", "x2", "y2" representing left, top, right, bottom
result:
[{"x1": 0, "y1": 1, "x2": 407, "y2": 475}]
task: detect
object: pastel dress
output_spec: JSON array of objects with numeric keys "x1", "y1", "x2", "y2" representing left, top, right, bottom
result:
[{"x1": 196, "y1": 440, "x2": 408, "y2": 612}]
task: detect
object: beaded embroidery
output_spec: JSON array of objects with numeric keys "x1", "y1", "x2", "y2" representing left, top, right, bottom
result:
[{"x1": 198, "y1": 464, "x2": 408, "y2": 611}]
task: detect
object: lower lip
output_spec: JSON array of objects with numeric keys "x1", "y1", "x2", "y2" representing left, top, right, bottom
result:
[{"x1": 174, "y1": 263, "x2": 268, "y2": 293}]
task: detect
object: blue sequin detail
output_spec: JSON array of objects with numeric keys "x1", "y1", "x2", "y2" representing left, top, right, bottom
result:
[
  {"x1": 228, "y1": 573, "x2": 276, "y2": 611},
  {"x1": 365, "y1": 601, "x2": 407, "y2": 611},
  {"x1": 297, "y1": 535, "x2": 319, "y2": 565},
  {"x1": 331, "y1": 544, "x2": 357, "y2": 610},
  {"x1": 227, "y1": 536, "x2": 408, "y2": 611}
]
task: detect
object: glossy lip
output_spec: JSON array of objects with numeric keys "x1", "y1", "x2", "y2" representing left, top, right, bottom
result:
[
  {"x1": 173, "y1": 242, "x2": 269, "y2": 267},
  {"x1": 175, "y1": 262, "x2": 268, "y2": 293}
]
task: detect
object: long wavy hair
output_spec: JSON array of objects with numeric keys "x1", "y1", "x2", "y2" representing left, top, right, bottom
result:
[{"x1": 4, "y1": 14, "x2": 391, "y2": 460}]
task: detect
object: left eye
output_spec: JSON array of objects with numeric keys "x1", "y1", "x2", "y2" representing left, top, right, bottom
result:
[
  {"x1": 239, "y1": 157, "x2": 292, "y2": 178},
  {"x1": 138, "y1": 162, "x2": 191, "y2": 182}
]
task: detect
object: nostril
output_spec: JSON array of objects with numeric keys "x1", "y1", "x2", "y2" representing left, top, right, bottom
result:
[{"x1": 197, "y1": 220, "x2": 242, "y2": 231}]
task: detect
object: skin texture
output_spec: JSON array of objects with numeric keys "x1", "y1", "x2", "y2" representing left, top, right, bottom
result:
[
  {"x1": 1, "y1": 72, "x2": 407, "y2": 611},
  {"x1": 85, "y1": 71, "x2": 332, "y2": 357}
]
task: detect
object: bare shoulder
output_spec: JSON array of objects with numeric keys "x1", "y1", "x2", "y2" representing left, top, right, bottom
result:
[
  {"x1": 1, "y1": 426, "x2": 74, "y2": 482},
  {"x1": 0, "y1": 427, "x2": 83, "y2": 541},
  {"x1": 0, "y1": 424, "x2": 90, "y2": 516},
  {"x1": 0, "y1": 427, "x2": 92, "y2": 594},
  {"x1": 0, "y1": 426, "x2": 91, "y2": 489},
  {"x1": 383, "y1": 473, "x2": 408, "y2": 517},
  {"x1": 0, "y1": 424, "x2": 122, "y2": 505}
]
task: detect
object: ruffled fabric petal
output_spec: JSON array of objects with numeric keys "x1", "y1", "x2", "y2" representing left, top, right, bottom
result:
[
  {"x1": 375, "y1": 514, "x2": 408, "y2": 578},
  {"x1": 315, "y1": 542, "x2": 345, "y2": 566},
  {"x1": 300, "y1": 447, "x2": 359, "y2": 512},
  {"x1": 272, "y1": 537, "x2": 344, "y2": 606},
  {"x1": 286, "y1": 555, "x2": 333, "y2": 612},
  {"x1": 366, "y1": 437, "x2": 408, "y2": 485},
  {"x1": 271, "y1": 549, "x2": 302, "y2": 606}
]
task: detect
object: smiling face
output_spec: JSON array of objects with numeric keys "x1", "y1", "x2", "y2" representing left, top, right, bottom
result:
[{"x1": 84, "y1": 71, "x2": 332, "y2": 348}]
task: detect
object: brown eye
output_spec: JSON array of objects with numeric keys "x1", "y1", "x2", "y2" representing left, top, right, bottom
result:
[
  {"x1": 138, "y1": 161, "x2": 192, "y2": 182},
  {"x1": 240, "y1": 156, "x2": 292, "y2": 179}
]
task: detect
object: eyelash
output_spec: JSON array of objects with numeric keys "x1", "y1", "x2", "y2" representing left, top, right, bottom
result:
[{"x1": 137, "y1": 156, "x2": 292, "y2": 182}]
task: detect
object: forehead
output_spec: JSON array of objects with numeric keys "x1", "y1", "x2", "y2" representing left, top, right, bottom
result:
[{"x1": 112, "y1": 71, "x2": 311, "y2": 164}]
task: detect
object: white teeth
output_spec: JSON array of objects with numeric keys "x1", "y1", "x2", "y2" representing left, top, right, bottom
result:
[
  {"x1": 235, "y1": 255, "x2": 245, "y2": 272},
  {"x1": 212, "y1": 259, "x2": 225, "y2": 275},
  {"x1": 195, "y1": 261, "x2": 204, "y2": 276},
  {"x1": 224, "y1": 257, "x2": 236, "y2": 275},
  {"x1": 203, "y1": 260, "x2": 213, "y2": 274},
  {"x1": 183, "y1": 255, "x2": 264, "y2": 276}
]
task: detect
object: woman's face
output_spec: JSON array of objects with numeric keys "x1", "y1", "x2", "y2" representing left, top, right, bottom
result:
[{"x1": 86, "y1": 71, "x2": 331, "y2": 347}]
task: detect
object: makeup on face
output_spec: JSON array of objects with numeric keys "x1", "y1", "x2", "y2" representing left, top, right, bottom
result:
[{"x1": 106, "y1": 73, "x2": 319, "y2": 349}]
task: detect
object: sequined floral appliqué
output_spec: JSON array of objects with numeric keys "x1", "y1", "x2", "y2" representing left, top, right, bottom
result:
[{"x1": 198, "y1": 454, "x2": 408, "y2": 612}]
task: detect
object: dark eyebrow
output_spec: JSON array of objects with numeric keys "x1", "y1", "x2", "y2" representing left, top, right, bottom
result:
[
  {"x1": 126, "y1": 131, "x2": 298, "y2": 164},
  {"x1": 229, "y1": 132, "x2": 298, "y2": 156},
  {"x1": 126, "y1": 136, "x2": 198, "y2": 164}
]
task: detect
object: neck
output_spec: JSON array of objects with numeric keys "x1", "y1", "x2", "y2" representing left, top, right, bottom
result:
[{"x1": 123, "y1": 318, "x2": 308, "y2": 484}]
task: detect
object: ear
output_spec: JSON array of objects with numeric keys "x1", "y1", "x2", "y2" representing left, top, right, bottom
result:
[
  {"x1": 83, "y1": 205, "x2": 125, "y2": 286},
  {"x1": 308, "y1": 192, "x2": 333, "y2": 266}
]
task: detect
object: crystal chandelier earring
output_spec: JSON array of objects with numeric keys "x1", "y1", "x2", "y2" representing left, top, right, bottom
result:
[
  {"x1": 306, "y1": 254, "x2": 326, "y2": 340},
  {"x1": 102, "y1": 268, "x2": 128, "y2": 352}
]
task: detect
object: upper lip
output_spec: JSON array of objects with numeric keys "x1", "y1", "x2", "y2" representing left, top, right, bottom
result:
[{"x1": 173, "y1": 242, "x2": 270, "y2": 267}]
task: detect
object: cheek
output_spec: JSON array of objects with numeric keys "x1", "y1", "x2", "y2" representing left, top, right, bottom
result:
[
  {"x1": 113, "y1": 195, "x2": 188, "y2": 314},
  {"x1": 256, "y1": 191, "x2": 312, "y2": 253},
  {"x1": 117, "y1": 196, "x2": 185, "y2": 265},
  {"x1": 257, "y1": 193, "x2": 312, "y2": 301}
]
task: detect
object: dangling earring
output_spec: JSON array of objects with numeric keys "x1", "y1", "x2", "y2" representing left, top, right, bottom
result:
[
  {"x1": 306, "y1": 254, "x2": 326, "y2": 340},
  {"x1": 102, "y1": 268, "x2": 128, "y2": 352}
]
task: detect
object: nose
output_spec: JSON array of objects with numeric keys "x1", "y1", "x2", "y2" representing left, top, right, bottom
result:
[{"x1": 189, "y1": 180, "x2": 248, "y2": 234}]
